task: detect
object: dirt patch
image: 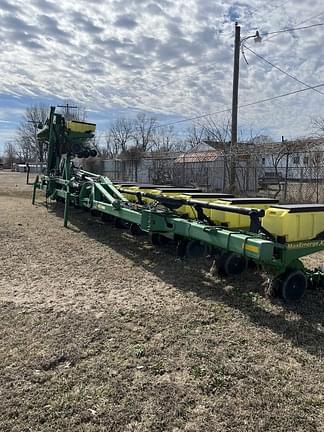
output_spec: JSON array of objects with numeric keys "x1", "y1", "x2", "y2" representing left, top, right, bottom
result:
[{"x1": 0, "y1": 172, "x2": 323, "y2": 431}]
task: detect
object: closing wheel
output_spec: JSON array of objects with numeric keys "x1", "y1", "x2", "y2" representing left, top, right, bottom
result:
[
  {"x1": 114, "y1": 218, "x2": 129, "y2": 229},
  {"x1": 218, "y1": 252, "x2": 248, "y2": 276},
  {"x1": 150, "y1": 233, "x2": 168, "y2": 246},
  {"x1": 101, "y1": 213, "x2": 113, "y2": 223},
  {"x1": 130, "y1": 223, "x2": 143, "y2": 236},
  {"x1": 185, "y1": 240, "x2": 207, "y2": 258},
  {"x1": 176, "y1": 239, "x2": 188, "y2": 257},
  {"x1": 281, "y1": 270, "x2": 307, "y2": 301},
  {"x1": 90, "y1": 209, "x2": 101, "y2": 217}
]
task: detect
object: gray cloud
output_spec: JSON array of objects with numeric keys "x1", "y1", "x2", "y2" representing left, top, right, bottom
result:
[
  {"x1": 114, "y1": 15, "x2": 138, "y2": 29},
  {"x1": 0, "y1": 0, "x2": 324, "y2": 144},
  {"x1": 0, "y1": 0, "x2": 20, "y2": 12},
  {"x1": 1, "y1": 14, "x2": 37, "y2": 33},
  {"x1": 37, "y1": 15, "x2": 71, "y2": 42},
  {"x1": 146, "y1": 3, "x2": 165, "y2": 15},
  {"x1": 166, "y1": 22, "x2": 184, "y2": 37},
  {"x1": 69, "y1": 11, "x2": 104, "y2": 34},
  {"x1": 31, "y1": 0, "x2": 61, "y2": 13}
]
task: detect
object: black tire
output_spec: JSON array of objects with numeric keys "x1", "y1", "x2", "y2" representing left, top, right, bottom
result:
[
  {"x1": 82, "y1": 149, "x2": 90, "y2": 159},
  {"x1": 281, "y1": 270, "x2": 307, "y2": 301},
  {"x1": 130, "y1": 223, "x2": 143, "y2": 236},
  {"x1": 90, "y1": 209, "x2": 101, "y2": 217},
  {"x1": 218, "y1": 252, "x2": 248, "y2": 276},
  {"x1": 115, "y1": 218, "x2": 129, "y2": 229},
  {"x1": 150, "y1": 233, "x2": 168, "y2": 246},
  {"x1": 176, "y1": 239, "x2": 188, "y2": 257},
  {"x1": 71, "y1": 143, "x2": 82, "y2": 154},
  {"x1": 185, "y1": 240, "x2": 207, "y2": 258},
  {"x1": 101, "y1": 213, "x2": 113, "y2": 223}
]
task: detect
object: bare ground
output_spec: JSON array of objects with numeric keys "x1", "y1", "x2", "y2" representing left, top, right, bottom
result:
[{"x1": 0, "y1": 171, "x2": 323, "y2": 432}]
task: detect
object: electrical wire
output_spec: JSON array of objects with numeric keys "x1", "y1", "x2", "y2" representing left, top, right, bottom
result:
[
  {"x1": 249, "y1": 0, "x2": 291, "y2": 29},
  {"x1": 137, "y1": 17, "x2": 324, "y2": 124},
  {"x1": 151, "y1": 83, "x2": 324, "y2": 130},
  {"x1": 155, "y1": 21, "x2": 324, "y2": 92},
  {"x1": 242, "y1": 44, "x2": 324, "y2": 96},
  {"x1": 262, "y1": 16, "x2": 324, "y2": 42},
  {"x1": 259, "y1": 22, "x2": 324, "y2": 37},
  {"x1": 260, "y1": 21, "x2": 324, "y2": 42},
  {"x1": 295, "y1": 11, "x2": 324, "y2": 27}
]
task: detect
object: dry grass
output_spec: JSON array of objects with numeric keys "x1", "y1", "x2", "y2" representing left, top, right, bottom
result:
[{"x1": 0, "y1": 171, "x2": 323, "y2": 432}]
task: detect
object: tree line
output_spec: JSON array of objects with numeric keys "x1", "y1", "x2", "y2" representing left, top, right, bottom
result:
[
  {"x1": 2, "y1": 102, "x2": 323, "y2": 168},
  {"x1": 1, "y1": 103, "x2": 238, "y2": 166}
]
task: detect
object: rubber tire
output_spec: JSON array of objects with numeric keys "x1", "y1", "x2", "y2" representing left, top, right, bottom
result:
[
  {"x1": 115, "y1": 218, "x2": 129, "y2": 229},
  {"x1": 150, "y1": 233, "x2": 168, "y2": 246},
  {"x1": 130, "y1": 223, "x2": 143, "y2": 236},
  {"x1": 101, "y1": 213, "x2": 113, "y2": 223},
  {"x1": 176, "y1": 239, "x2": 188, "y2": 257},
  {"x1": 218, "y1": 253, "x2": 248, "y2": 276},
  {"x1": 90, "y1": 209, "x2": 101, "y2": 217},
  {"x1": 185, "y1": 240, "x2": 207, "y2": 258},
  {"x1": 281, "y1": 270, "x2": 307, "y2": 301}
]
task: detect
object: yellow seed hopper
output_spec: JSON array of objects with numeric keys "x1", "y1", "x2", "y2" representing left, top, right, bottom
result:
[
  {"x1": 262, "y1": 204, "x2": 324, "y2": 242},
  {"x1": 66, "y1": 120, "x2": 96, "y2": 134}
]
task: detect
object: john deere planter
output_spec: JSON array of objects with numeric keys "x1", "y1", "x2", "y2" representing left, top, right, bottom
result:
[{"x1": 33, "y1": 107, "x2": 324, "y2": 301}]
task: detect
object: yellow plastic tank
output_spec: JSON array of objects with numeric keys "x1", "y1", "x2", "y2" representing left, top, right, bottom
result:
[
  {"x1": 66, "y1": 120, "x2": 96, "y2": 134},
  {"x1": 204, "y1": 198, "x2": 278, "y2": 228},
  {"x1": 262, "y1": 204, "x2": 324, "y2": 242},
  {"x1": 118, "y1": 186, "x2": 201, "y2": 204},
  {"x1": 175, "y1": 193, "x2": 234, "y2": 219}
]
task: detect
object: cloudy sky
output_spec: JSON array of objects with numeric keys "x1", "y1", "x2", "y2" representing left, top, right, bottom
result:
[{"x1": 0, "y1": 0, "x2": 324, "y2": 150}]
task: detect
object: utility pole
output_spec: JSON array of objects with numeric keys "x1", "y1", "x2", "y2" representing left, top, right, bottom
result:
[
  {"x1": 283, "y1": 136, "x2": 289, "y2": 201},
  {"x1": 230, "y1": 22, "x2": 241, "y2": 192},
  {"x1": 229, "y1": 24, "x2": 261, "y2": 192},
  {"x1": 57, "y1": 103, "x2": 77, "y2": 120}
]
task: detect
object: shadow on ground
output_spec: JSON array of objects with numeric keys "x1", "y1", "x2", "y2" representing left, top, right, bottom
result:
[{"x1": 44, "y1": 202, "x2": 324, "y2": 357}]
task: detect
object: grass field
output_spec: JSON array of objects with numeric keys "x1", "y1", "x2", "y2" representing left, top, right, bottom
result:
[{"x1": 0, "y1": 171, "x2": 323, "y2": 431}]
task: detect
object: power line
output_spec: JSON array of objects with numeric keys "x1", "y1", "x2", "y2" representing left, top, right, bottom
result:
[
  {"x1": 259, "y1": 21, "x2": 324, "y2": 36},
  {"x1": 139, "y1": 20, "x2": 324, "y2": 125},
  {"x1": 154, "y1": 21, "x2": 324, "y2": 92},
  {"x1": 295, "y1": 11, "x2": 324, "y2": 27},
  {"x1": 263, "y1": 11, "x2": 324, "y2": 42},
  {"x1": 242, "y1": 44, "x2": 324, "y2": 96},
  {"x1": 250, "y1": 0, "x2": 291, "y2": 27},
  {"x1": 152, "y1": 83, "x2": 324, "y2": 130}
]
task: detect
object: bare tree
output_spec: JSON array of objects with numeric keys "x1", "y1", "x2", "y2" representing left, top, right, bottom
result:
[
  {"x1": 104, "y1": 131, "x2": 115, "y2": 159},
  {"x1": 15, "y1": 104, "x2": 49, "y2": 163},
  {"x1": 154, "y1": 125, "x2": 177, "y2": 152},
  {"x1": 311, "y1": 117, "x2": 324, "y2": 137},
  {"x1": 133, "y1": 113, "x2": 158, "y2": 152},
  {"x1": 200, "y1": 116, "x2": 231, "y2": 149},
  {"x1": 185, "y1": 124, "x2": 205, "y2": 149},
  {"x1": 4, "y1": 142, "x2": 19, "y2": 167},
  {"x1": 109, "y1": 117, "x2": 134, "y2": 154}
]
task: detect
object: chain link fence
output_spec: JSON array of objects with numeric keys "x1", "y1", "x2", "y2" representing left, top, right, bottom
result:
[{"x1": 103, "y1": 150, "x2": 324, "y2": 203}]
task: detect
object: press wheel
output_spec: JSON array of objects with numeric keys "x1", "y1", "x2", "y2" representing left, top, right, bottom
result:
[
  {"x1": 217, "y1": 252, "x2": 248, "y2": 276},
  {"x1": 280, "y1": 270, "x2": 307, "y2": 301}
]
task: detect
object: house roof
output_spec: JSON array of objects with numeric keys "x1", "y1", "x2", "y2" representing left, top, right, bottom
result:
[
  {"x1": 257, "y1": 138, "x2": 324, "y2": 155},
  {"x1": 175, "y1": 141, "x2": 256, "y2": 163},
  {"x1": 175, "y1": 150, "x2": 222, "y2": 163}
]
